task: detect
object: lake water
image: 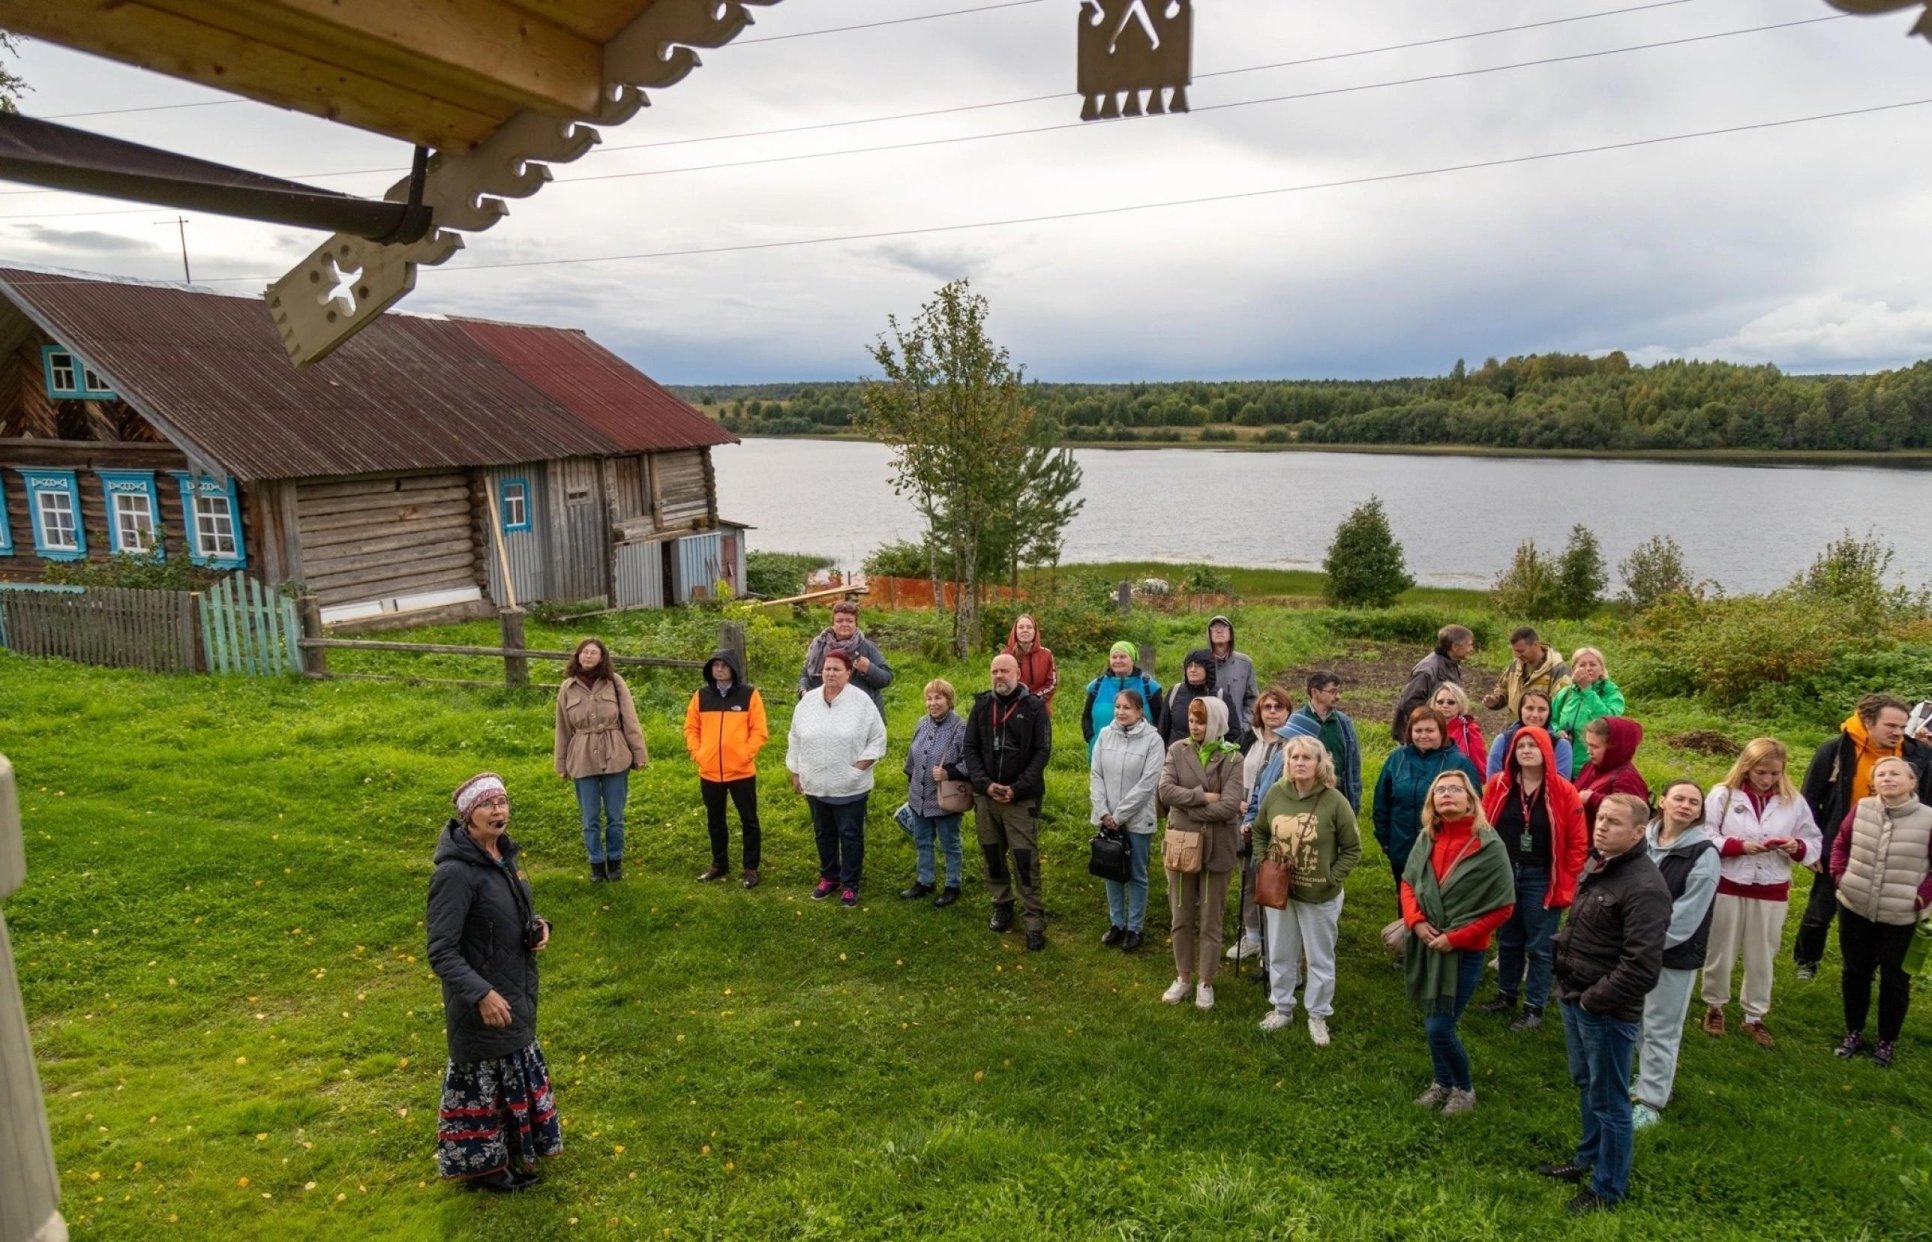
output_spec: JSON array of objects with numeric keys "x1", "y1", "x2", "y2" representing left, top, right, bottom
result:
[{"x1": 713, "y1": 439, "x2": 1932, "y2": 595}]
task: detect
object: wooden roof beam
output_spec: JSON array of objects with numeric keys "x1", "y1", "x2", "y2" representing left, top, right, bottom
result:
[
  {"x1": 2, "y1": 1, "x2": 503, "y2": 151},
  {"x1": 151, "y1": 0, "x2": 607, "y2": 121}
]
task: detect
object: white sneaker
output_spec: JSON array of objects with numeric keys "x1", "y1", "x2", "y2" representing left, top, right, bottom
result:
[
  {"x1": 1414, "y1": 1083, "x2": 1448, "y2": 1109},
  {"x1": 1440, "y1": 1088, "x2": 1477, "y2": 1117},
  {"x1": 1226, "y1": 934, "x2": 1261, "y2": 962},
  {"x1": 1259, "y1": 1010, "x2": 1294, "y2": 1033},
  {"x1": 1632, "y1": 1103, "x2": 1662, "y2": 1131},
  {"x1": 1161, "y1": 978, "x2": 1193, "y2": 1004},
  {"x1": 1194, "y1": 983, "x2": 1216, "y2": 1011},
  {"x1": 1307, "y1": 1016, "x2": 1330, "y2": 1046}
]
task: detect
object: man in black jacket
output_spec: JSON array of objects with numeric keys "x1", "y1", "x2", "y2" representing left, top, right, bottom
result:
[
  {"x1": 1791, "y1": 693, "x2": 1932, "y2": 977},
  {"x1": 1540, "y1": 793, "x2": 1670, "y2": 1214},
  {"x1": 1390, "y1": 624, "x2": 1473, "y2": 743},
  {"x1": 963, "y1": 653, "x2": 1053, "y2": 951}
]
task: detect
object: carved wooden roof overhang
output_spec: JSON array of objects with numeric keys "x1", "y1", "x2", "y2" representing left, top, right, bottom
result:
[{"x1": 0, "y1": 0, "x2": 784, "y2": 365}]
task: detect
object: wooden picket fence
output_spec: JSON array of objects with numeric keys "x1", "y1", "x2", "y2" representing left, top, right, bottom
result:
[
  {"x1": 0, "y1": 584, "x2": 202, "y2": 673},
  {"x1": 200, "y1": 574, "x2": 301, "y2": 675}
]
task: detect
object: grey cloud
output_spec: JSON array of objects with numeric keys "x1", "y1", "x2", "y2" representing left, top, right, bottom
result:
[{"x1": 9, "y1": 225, "x2": 158, "y2": 254}]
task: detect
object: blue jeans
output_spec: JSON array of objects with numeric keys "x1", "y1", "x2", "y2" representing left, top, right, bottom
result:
[
  {"x1": 1422, "y1": 950, "x2": 1486, "y2": 1091},
  {"x1": 573, "y1": 771, "x2": 628, "y2": 863},
  {"x1": 1495, "y1": 863, "x2": 1559, "y2": 1009},
  {"x1": 808, "y1": 795, "x2": 867, "y2": 890},
  {"x1": 904, "y1": 809, "x2": 964, "y2": 886},
  {"x1": 1562, "y1": 1000, "x2": 1640, "y2": 1204},
  {"x1": 1104, "y1": 830, "x2": 1153, "y2": 933}
]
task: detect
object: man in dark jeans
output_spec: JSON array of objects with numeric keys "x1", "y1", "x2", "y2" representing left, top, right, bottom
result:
[
  {"x1": 1540, "y1": 792, "x2": 1670, "y2": 1214},
  {"x1": 1791, "y1": 694, "x2": 1932, "y2": 978},
  {"x1": 963, "y1": 653, "x2": 1053, "y2": 951}
]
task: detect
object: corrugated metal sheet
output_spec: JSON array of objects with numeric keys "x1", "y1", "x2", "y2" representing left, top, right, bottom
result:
[
  {"x1": 456, "y1": 320, "x2": 736, "y2": 454},
  {"x1": 481, "y1": 465, "x2": 549, "y2": 606},
  {"x1": 674, "y1": 530, "x2": 724, "y2": 603},
  {"x1": 0, "y1": 267, "x2": 733, "y2": 482},
  {"x1": 720, "y1": 523, "x2": 748, "y2": 595},
  {"x1": 612, "y1": 541, "x2": 664, "y2": 610}
]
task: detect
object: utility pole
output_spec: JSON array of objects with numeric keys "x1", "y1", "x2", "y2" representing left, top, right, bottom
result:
[{"x1": 154, "y1": 216, "x2": 190, "y2": 282}]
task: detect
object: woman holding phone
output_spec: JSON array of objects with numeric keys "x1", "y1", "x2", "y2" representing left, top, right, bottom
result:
[{"x1": 1699, "y1": 738, "x2": 1821, "y2": 1047}]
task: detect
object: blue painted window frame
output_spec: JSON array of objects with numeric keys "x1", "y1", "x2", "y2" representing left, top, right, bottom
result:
[
  {"x1": 19, "y1": 469, "x2": 87, "y2": 561},
  {"x1": 0, "y1": 474, "x2": 12, "y2": 556},
  {"x1": 499, "y1": 477, "x2": 532, "y2": 533},
  {"x1": 41, "y1": 345, "x2": 116, "y2": 399},
  {"x1": 98, "y1": 469, "x2": 164, "y2": 558},
  {"x1": 170, "y1": 472, "x2": 247, "y2": 570}
]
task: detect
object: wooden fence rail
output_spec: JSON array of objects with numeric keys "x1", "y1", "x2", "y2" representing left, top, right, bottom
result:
[
  {"x1": 295, "y1": 599, "x2": 736, "y2": 689},
  {"x1": 0, "y1": 585, "x2": 201, "y2": 672}
]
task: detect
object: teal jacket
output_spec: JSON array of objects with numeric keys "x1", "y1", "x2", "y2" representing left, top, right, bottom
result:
[
  {"x1": 1371, "y1": 744, "x2": 1481, "y2": 875},
  {"x1": 1551, "y1": 678, "x2": 1626, "y2": 744}
]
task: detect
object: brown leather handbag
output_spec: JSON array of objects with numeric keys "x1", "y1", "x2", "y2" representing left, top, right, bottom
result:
[{"x1": 1255, "y1": 840, "x2": 1294, "y2": 910}]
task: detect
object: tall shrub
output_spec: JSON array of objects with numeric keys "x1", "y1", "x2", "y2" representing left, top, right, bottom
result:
[
  {"x1": 1322, "y1": 496, "x2": 1413, "y2": 608},
  {"x1": 1556, "y1": 524, "x2": 1608, "y2": 618},
  {"x1": 1618, "y1": 534, "x2": 1692, "y2": 611},
  {"x1": 1491, "y1": 539, "x2": 1561, "y2": 620}
]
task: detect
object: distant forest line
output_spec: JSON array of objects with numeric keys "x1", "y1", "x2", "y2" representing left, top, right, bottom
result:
[{"x1": 672, "y1": 352, "x2": 1932, "y2": 452}]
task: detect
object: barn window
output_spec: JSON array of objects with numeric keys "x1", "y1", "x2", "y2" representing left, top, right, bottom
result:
[
  {"x1": 171, "y1": 472, "x2": 246, "y2": 569},
  {"x1": 19, "y1": 469, "x2": 87, "y2": 560},
  {"x1": 499, "y1": 477, "x2": 531, "y2": 532},
  {"x1": 42, "y1": 346, "x2": 116, "y2": 399},
  {"x1": 98, "y1": 470, "x2": 162, "y2": 556}
]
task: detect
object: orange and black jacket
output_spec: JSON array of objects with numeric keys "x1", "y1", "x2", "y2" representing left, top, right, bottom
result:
[{"x1": 683, "y1": 649, "x2": 769, "y2": 783}]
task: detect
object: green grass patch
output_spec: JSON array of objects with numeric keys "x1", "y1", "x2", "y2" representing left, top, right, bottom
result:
[{"x1": 4, "y1": 601, "x2": 1929, "y2": 1238}]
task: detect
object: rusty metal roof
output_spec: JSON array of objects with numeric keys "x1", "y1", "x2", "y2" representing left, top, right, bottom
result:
[
  {"x1": 0, "y1": 267, "x2": 734, "y2": 482},
  {"x1": 455, "y1": 319, "x2": 734, "y2": 454}
]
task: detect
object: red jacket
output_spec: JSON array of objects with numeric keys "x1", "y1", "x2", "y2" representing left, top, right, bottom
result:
[
  {"x1": 1573, "y1": 716, "x2": 1650, "y2": 827},
  {"x1": 1399, "y1": 817, "x2": 1516, "y2": 951},
  {"x1": 1445, "y1": 714, "x2": 1488, "y2": 781},
  {"x1": 1480, "y1": 725, "x2": 1589, "y2": 908},
  {"x1": 1002, "y1": 620, "x2": 1058, "y2": 710}
]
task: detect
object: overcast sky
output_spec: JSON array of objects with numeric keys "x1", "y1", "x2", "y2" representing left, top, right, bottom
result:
[{"x1": 7, "y1": 0, "x2": 1932, "y2": 383}]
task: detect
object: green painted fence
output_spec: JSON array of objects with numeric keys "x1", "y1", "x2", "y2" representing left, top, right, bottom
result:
[{"x1": 199, "y1": 575, "x2": 301, "y2": 676}]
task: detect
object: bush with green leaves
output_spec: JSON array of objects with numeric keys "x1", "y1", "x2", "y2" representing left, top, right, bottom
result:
[
  {"x1": 1791, "y1": 530, "x2": 1926, "y2": 625},
  {"x1": 1323, "y1": 606, "x2": 1498, "y2": 650},
  {"x1": 41, "y1": 548, "x2": 222, "y2": 592},
  {"x1": 1489, "y1": 539, "x2": 1561, "y2": 620},
  {"x1": 862, "y1": 539, "x2": 934, "y2": 580},
  {"x1": 1618, "y1": 534, "x2": 1693, "y2": 611},
  {"x1": 1623, "y1": 588, "x2": 1930, "y2": 710},
  {"x1": 744, "y1": 550, "x2": 832, "y2": 598},
  {"x1": 1556, "y1": 524, "x2": 1607, "y2": 618},
  {"x1": 1322, "y1": 496, "x2": 1413, "y2": 608}
]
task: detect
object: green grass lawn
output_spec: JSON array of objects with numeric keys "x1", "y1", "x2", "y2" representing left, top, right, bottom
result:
[{"x1": 5, "y1": 603, "x2": 1930, "y2": 1240}]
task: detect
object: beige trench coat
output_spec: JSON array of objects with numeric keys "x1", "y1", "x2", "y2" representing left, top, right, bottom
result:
[{"x1": 554, "y1": 674, "x2": 649, "y2": 778}]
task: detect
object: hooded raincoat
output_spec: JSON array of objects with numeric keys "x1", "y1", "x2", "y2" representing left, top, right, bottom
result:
[
  {"x1": 683, "y1": 648, "x2": 768, "y2": 784},
  {"x1": 1159, "y1": 696, "x2": 1248, "y2": 874},
  {"x1": 1082, "y1": 662, "x2": 1165, "y2": 758},
  {"x1": 1573, "y1": 716, "x2": 1650, "y2": 827},
  {"x1": 1206, "y1": 615, "x2": 1259, "y2": 744},
  {"x1": 1481, "y1": 725, "x2": 1589, "y2": 907}
]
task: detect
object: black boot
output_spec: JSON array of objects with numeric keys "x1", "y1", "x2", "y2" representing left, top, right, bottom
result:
[
  {"x1": 900, "y1": 881, "x2": 935, "y2": 900},
  {"x1": 606, "y1": 857, "x2": 623, "y2": 882},
  {"x1": 989, "y1": 902, "x2": 1015, "y2": 933},
  {"x1": 1478, "y1": 993, "x2": 1518, "y2": 1016},
  {"x1": 933, "y1": 885, "x2": 960, "y2": 908},
  {"x1": 589, "y1": 860, "x2": 608, "y2": 882}
]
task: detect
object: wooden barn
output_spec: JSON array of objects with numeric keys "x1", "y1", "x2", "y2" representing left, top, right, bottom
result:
[{"x1": 0, "y1": 267, "x2": 747, "y2": 626}]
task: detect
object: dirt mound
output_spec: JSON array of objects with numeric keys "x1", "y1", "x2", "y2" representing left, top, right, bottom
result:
[{"x1": 1668, "y1": 729, "x2": 1740, "y2": 757}]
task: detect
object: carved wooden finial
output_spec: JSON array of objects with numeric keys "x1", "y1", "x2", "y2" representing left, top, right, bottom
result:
[
  {"x1": 1822, "y1": 1, "x2": 1932, "y2": 39},
  {"x1": 1077, "y1": 0, "x2": 1193, "y2": 122}
]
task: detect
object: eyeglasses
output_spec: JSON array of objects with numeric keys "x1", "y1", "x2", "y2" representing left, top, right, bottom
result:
[{"x1": 475, "y1": 795, "x2": 509, "y2": 809}]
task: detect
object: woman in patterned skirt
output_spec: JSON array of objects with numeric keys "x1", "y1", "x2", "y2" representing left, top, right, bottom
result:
[{"x1": 427, "y1": 773, "x2": 562, "y2": 1191}]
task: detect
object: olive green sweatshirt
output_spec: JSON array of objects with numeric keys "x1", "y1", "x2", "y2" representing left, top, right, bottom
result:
[{"x1": 1254, "y1": 779, "x2": 1362, "y2": 904}]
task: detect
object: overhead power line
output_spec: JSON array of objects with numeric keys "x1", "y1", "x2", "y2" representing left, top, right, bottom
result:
[
  {"x1": 14, "y1": 0, "x2": 1721, "y2": 190},
  {"x1": 554, "y1": 15, "x2": 1850, "y2": 184},
  {"x1": 176, "y1": 96, "x2": 1932, "y2": 284}
]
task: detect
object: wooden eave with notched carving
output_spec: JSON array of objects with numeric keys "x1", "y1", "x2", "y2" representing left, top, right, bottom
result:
[{"x1": 0, "y1": 0, "x2": 784, "y2": 365}]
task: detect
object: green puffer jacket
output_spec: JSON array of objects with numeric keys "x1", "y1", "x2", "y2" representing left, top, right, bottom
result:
[{"x1": 1551, "y1": 677, "x2": 1626, "y2": 744}]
